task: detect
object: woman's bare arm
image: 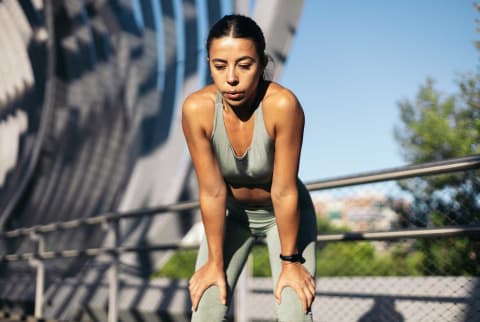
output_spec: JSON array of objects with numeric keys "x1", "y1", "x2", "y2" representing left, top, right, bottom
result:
[
  {"x1": 182, "y1": 92, "x2": 228, "y2": 309},
  {"x1": 182, "y1": 92, "x2": 227, "y2": 264},
  {"x1": 267, "y1": 87, "x2": 315, "y2": 313},
  {"x1": 269, "y1": 88, "x2": 304, "y2": 256}
]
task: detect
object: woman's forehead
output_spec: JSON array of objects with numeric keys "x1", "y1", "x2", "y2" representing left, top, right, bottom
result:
[{"x1": 209, "y1": 36, "x2": 258, "y2": 57}]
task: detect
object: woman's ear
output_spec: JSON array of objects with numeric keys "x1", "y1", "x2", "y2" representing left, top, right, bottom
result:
[{"x1": 263, "y1": 55, "x2": 268, "y2": 68}]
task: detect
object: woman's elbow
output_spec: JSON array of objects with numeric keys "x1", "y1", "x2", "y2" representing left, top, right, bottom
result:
[
  {"x1": 270, "y1": 185, "x2": 298, "y2": 203},
  {"x1": 200, "y1": 184, "x2": 227, "y2": 200}
]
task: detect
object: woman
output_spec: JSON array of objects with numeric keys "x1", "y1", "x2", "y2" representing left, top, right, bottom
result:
[{"x1": 182, "y1": 14, "x2": 317, "y2": 322}]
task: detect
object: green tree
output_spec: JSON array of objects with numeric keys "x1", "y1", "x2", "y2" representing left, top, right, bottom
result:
[
  {"x1": 151, "y1": 249, "x2": 197, "y2": 279},
  {"x1": 393, "y1": 7, "x2": 480, "y2": 275},
  {"x1": 395, "y1": 77, "x2": 480, "y2": 227}
]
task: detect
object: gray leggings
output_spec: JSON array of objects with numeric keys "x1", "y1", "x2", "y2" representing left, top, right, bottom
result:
[{"x1": 191, "y1": 183, "x2": 317, "y2": 322}]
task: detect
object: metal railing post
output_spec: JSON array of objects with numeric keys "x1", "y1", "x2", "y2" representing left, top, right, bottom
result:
[
  {"x1": 29, "y1": 232, "x2": 45, "y2": 319},
  {"x1": 34, "y1": 259, "x2": 45, "y2": 319},
  {"x1": 107, "y1": 220, "x2": 120, "y2": 322}
]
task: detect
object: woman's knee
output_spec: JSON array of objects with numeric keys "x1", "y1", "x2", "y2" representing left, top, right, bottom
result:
[
  {"x1": 191, "y1": 285, "x2": 229, "y2": 322},
  {"x1": 276, "y1": 287, "x2": 313, "y2": 322}
]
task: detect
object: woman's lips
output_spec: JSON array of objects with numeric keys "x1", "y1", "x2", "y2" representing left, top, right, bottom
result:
[{"x1": 225, "y1": 92, "x2": 244, "y2": 100}]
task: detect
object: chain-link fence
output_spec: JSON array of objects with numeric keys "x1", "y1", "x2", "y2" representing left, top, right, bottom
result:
[{"x1": 241, "y1": 169, "x2": 480, "y2": 322}]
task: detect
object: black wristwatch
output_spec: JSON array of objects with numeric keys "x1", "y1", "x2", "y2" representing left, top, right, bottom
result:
[{"x1": 279, "y1": 253, "x2": 304, "y2": 263}]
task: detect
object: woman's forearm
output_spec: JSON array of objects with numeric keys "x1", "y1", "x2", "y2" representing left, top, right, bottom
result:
[
  {"x1": 199, "y1": 194, "x2": 227, "y2": 265},
  {"x1": 272, "y1": 192, "x2": 300, "y2": 256}
]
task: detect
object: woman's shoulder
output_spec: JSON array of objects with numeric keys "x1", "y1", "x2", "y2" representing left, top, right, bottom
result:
[
  {"x1": 183, "y1": 84, "x2": 217, "y2": 113},
  {"x1": 262, "y1": 81, "x2": 302, "y2": 115},
  {"x1": 182, "y1": 85, "x2": 218, "y2": 135}
]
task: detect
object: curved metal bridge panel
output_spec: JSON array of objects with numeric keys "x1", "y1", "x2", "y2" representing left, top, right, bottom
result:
[{"x1": 0, "y1": 0, "x2": 304, "y2": 319}]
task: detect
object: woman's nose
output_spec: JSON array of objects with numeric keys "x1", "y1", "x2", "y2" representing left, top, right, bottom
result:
[{"x1": 226, "y1": 67, "x2": 238, "y2": 85}]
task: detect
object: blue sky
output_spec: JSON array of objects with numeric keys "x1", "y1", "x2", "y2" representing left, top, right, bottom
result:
[{"x1": 280, "y1": 1, "x2": 478, "y2": 183}]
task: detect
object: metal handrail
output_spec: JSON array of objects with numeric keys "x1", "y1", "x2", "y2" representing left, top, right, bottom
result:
[
  {"x1": 2, "y1": 225, "x2": 480, "y2": 262},
  {"x1": 1, "y1": 242, "x2": 198, "y2": 261},
  {"x1": 0, "y1": 200, "x2": 200, "y2": 238},
  {"x1": 2, "y1": 154, "x2": 479, "y2": 239},
  {"x1": 305, "y1": 154, "x2": 480, "y2": 190},
  {"x1": 316, "y1": 225, "x2": 480, "y2": 242}
]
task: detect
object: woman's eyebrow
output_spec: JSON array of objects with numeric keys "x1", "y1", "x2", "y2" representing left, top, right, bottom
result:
[
  {"x1": 210, "y1": 58, "x2": 227, "y2": 63},
  {"x1": 236, "y1": 56, "x2": 256, "y2": 63},
  {"x1": 210, "y1": 56, "x2": 256, "y2": 63}
]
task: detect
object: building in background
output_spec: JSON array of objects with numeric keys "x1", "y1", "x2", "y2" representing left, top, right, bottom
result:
[{"x1": 313, "y1": 192, "x2": 409, "y2": 231}]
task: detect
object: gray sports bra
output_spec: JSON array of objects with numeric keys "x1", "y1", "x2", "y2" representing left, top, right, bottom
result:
[{"x1": 211, "y1": 92, "x2": 274, "y2": 186}]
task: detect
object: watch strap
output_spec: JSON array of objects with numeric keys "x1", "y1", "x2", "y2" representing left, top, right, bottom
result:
[{"x1": 279, "y1": 253, "x2": 304, "y2": 263}]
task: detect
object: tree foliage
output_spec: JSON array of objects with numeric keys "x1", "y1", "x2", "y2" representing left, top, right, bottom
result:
[
  {"x1": 394, "y1": 77, "x2": 480, "y2": 227},
  {"x1": 392, "y1": 7, "x2": 480, "y2": 275}
]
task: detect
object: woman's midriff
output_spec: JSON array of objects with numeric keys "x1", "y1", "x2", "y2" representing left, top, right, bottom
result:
[{"x1": 227, "y1": 185, "x2": 272, "y2": 207}]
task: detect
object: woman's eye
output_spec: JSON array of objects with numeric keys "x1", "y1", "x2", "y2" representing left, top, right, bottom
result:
[
  {"x1": 239, "y1": 64, "x2": 251, "y2": 70},
  {"x1": 214, "y1": 65, "x2": 226, "y2": 70}
]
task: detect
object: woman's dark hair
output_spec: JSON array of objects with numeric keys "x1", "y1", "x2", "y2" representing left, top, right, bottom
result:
[{"x1": 206, "y1": 14, "x2": 266, "y2": 64}]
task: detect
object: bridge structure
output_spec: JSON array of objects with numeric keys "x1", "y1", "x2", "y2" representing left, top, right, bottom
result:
[{"x1": 0, "y1": 0, "x2": 304, "y2": 320}]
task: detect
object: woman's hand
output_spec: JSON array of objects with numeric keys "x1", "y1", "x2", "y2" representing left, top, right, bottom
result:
[
  {"x1": 274, "y1": 261, "x2": 316, "y2": 313},
  {"x1": 189, "y1": 261, "x2": 227, "y2": 312}
]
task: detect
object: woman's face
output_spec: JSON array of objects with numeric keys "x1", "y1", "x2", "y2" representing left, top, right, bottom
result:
[{"x1": 208, "y1": 36, "x2": 263, "y2": 108}]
